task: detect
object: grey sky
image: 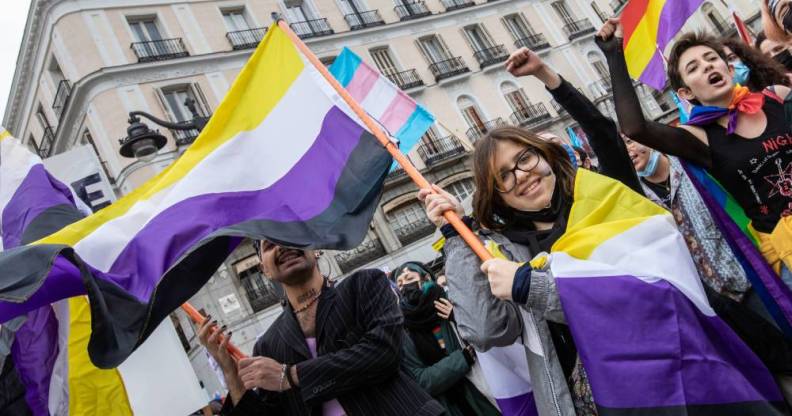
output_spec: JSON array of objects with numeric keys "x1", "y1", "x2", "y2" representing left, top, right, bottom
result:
[{"x1": 0, "y1": 1, "x2": 32, "y2": 121}]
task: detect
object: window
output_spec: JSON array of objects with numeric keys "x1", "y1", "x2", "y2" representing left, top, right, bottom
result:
[
  {"x1": 161, "y1": 85, "x2": 208, "y2": 123},
  {"x1": 591, "y1": 2, "x2": 608, "y2": 23},
  {"x1": 421, "y1": 126, "x2": 442, "y2": 153},
  {"x1": 503, "y1": 13, "x2": 536, "y2": 40},
  {"x1": 338, "y1": 0, "x2": 368, "y2": 15},
  {"x1": 222, "y1": 8, "x2": 251, "y2": 32},
  {"x1": 128, "y1": 17, "x2": 163, "y2": 43},
  {"x1": 48, "y1": 57, "x2": 65, "y2": 87},
  {"x1": 457, "y1": 96, "x2": 486, "y2": 131},
  {"x1": 463, "y1": 24, "x2": 495, "y2": 51},
  {"x1": 702, "y1": 3, "x2": 727, "y2": 35},
  {"x1": 446, "y1": 178, "x2": 475, "y2": 202},
  {"x1": 283, "y1": 0, "x2": 320, "y2": 21},
  {"x1": 27, "y1": 134, "x2": 39, "y2": 155},
  {"x1": 238, "y1": 263, "x2": 281, "y2": 313},
  {"x1": 501, "y1": 82, "x2": 530, "y2": 113},
  {"x1": 370, "y1": 47, "x2": 399, "y2": 75},
  {"x1": 552, "y1": 1, "x2": 575, "y2": 25},
  {"x1": 417, "y1": 35, "x2": 452, "y2": 63},
  {"x1": 388, "y1": 202, "x2": 430, "y2": 229}
]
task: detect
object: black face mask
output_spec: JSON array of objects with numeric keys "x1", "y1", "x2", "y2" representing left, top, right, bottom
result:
[
  {"x1": 774, "y1": 49, "x2": 792, "y2": 71},
  {"x1": 400, "y1": 281, "x2": 422, "y2": 304}
]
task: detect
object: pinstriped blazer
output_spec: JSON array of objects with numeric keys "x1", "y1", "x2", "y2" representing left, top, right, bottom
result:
[{"x1": 223, "y1": 269, "x2": 445, "y2": 416}]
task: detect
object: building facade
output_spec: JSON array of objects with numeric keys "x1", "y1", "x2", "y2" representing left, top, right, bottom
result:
[{"x1": 4, "y1": 0, "x2": 761, "y2": 396}]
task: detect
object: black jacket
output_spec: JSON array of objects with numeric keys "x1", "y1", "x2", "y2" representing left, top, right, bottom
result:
[{"x1": 223, "y1": 269, "x2": 444, "y2": 416}]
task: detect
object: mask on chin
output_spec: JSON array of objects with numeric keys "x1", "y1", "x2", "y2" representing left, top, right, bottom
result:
[
  {"x1": 774, "y1": 49, "x2": 792, "y2": 71},
  {"x1": 637, "y1": 150, "x2": 661, "y2": 178},
  {"x1": 732, "y1": 61, "x2": 751, "y2": 86}
]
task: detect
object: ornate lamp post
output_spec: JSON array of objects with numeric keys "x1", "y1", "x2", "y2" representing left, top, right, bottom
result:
[{"x1": 118, "y1": 98, "x2": 209, "y2": 161}]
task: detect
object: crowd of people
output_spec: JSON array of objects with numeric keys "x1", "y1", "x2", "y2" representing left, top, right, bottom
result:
[{"x1": 196, "y1": 10, "x2": 792, "y2": 416}]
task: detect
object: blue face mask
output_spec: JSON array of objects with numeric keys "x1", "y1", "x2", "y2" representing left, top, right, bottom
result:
[
  {"x1": 732, "y1": 60, "x2": 751, "y2": 86},
  {"x1": 637, "y1": 150, "x2": 661, "y2": 178}
]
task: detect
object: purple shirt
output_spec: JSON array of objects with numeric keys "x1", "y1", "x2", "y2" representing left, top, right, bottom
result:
[{"x1": 305, "y1": 337, "x2": 346, "y2": 416}]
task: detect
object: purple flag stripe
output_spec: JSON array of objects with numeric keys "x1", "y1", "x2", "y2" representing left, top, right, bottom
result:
[
  {"x1": 638, "y1": 52, "x2": 667, "y2": 90},
  {"x1": 1, "y1": 164, "x2": 75, "y2": 249},
  {"x1": 556, "y1": 275, "x2": 781, "y2": 409},
  {"x1": 102, "y1": 106, "x2": 364, "y2": 301},
  {"x1": 11, "y1": 306, "x2": 59, "y2": 416},
  {"x1": 657, "y1": 0, "x2": 707, "y2": 48},
  {"x1": 495, "y1": 392, "x2": 539, "y2": 416}
]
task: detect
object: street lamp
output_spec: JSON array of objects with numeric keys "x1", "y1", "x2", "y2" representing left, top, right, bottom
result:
[{"x1": 118, "y1": 98, "x2": 209, "y2": 161}]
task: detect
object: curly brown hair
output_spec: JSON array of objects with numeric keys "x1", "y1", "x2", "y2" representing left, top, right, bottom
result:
[
  {"x1": 722, "y1": 38, "x2": 789, "y2": 90},
  {"x1": 472, "y1": 126, "x2": 576, "y2": 231}
]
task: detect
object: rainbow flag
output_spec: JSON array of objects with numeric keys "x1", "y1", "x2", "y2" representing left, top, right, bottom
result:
[
  {"x1": 622, "y1": 0, "x2": 705, "y2": 90},
  {"x1": 330, "y1": 47, "x2": 435, "y2": 159},
  {"x1": 0, "y1": 24, "x2": 392, "y2": 369}
]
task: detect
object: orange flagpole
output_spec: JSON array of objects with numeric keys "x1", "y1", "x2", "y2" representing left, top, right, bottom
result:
[
  {"x1": 275, "y1": 16, "x2": 493, "y2": 262},
  {"x1": 181, "y1": 303, "x2": 246, "y2": 360}
]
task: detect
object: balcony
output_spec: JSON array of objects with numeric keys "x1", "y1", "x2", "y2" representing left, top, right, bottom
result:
[
  {"x1": 510, "y1": 103, "x2": 552, "y2": 127},
  {"x1": 551, "y1": 100, "x2": 568, "y2": 116},
  {"x1": 563, "y1": 19, "x2": 596, "y2": 41},
  {"x1": 418, "y1": 135, "x2": 466, "y2": 166},
  {"x1": 131, "y1": 38, "x2": 189, "y2": 63},
  {"x1": 171, "y1": 128, "x2": 202, "y2": 147},
  {"x1": 241, "y1": 275, "x2": 281, "y2": 313},
  {"x1": 226, "y1": 27, "x2": 267, "y2": 50},
  {"x1": 393, "y1": 218, "x2": 436, "y2": 246},
  {"x1": 515, "y1": 33, "x2": 550, "y2": 52},
  {"x1": 52, "y1": 80, "x2": 72, "y2": 121},
  {"x1": 429, "y1": 57, "x2": 470, "y2": 82},
  {"x1": 610, "y1": 0, "x2": 629, "y2": 13},
  {"x1": 387, "y1": 165, "x2": 407, "y2": 180},
  {"x1": 290, "y1": 18, "x2": 334, "y2": 39},
  {"x1": 39, "y1": 126, "x2": 56, "y2": 158},
  {"x1": 467, "y1": 118, "x2": 507, "y2": 142},
  {"x1": 345, "y1": 10, "x2": 385, "y2": 31},
  {"x1": 473, "y1": 45, "x2": 509, "y2": 69},
  {"x1": 385, "y1": 69, "x2": 424, "y2": 90},
  {"x1": 334, "y1": 237, "x2": 386, "y2": 273},
  {"x1": 441, "y1": 0, "x2": 475, "y2": 11},
  {"x1": 395, "y1": 1, "x2": 431, "y2": 21},
  {"x1": 589, "y1": 78, "x2": 613, "y2": 100}
]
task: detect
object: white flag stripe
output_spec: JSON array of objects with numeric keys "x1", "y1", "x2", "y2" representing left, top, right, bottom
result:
[{"x1": 360, "y1": 77, "x2": 398, "y2": 121}]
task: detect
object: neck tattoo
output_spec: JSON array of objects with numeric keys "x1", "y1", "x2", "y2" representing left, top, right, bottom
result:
[
  {"x1": 294, "y1": 289, "x2": 321, "y2": 315},
  {"x1": 297, "y1": 288, "x2": 318, "y2": 304}
]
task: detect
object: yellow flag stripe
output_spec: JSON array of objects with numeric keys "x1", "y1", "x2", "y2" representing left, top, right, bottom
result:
[
  {"x1": 0, "y1": 129, "x2": 10, "y2": 142},
  {"x1": 624, "y1": 0, "x2": 666, "y2": 79},
  {"x1": 67, "y1": 297, "x2": 133, "y2": 415},
  {"x1": 36, "y1": 25, "x2": 305, "y2": 246},
  {"x1": 552, "y1": 169, "x2": 668, "y2": 259}
]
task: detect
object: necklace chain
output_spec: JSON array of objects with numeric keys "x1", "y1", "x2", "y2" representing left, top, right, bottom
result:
[{"x1": 293, "y1": 292, "x2": 321, "y2": 314}]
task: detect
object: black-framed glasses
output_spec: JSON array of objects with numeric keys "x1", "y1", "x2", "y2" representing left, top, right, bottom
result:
[{"x1": 496, "y1": 148, "x2": 541, "y2": 193}]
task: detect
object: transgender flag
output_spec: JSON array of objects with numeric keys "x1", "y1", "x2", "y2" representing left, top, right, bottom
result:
[
  {"x1": 330, "y1": 47, "x2": 435, "y2": 158},
  {"x1": 0, "y1": 24, "x2": 392, "y2": 369},
  {"x1": 622, "y1": 0, "x2": 705, "y2": 90},
  {"x1": 548, "y1": 169, "x2": 786, "y2": 414}
]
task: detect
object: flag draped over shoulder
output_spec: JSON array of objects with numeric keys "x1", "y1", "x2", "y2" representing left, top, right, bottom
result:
[
  {"x1": 548, "y1": 169, "x2": 786, "y2": 414},
  {"x1": 622, "y1": 0, "x2": 705, "y2": 90},
  {"x1": 0, "y1": 24, "x2": 392, "y2": 369},
  {"x1": 0, "y1": 131, "x2": 207, "y2": 415},
  {"x1": 329, "y1": 47, "x2": 435, "y2": 157}
]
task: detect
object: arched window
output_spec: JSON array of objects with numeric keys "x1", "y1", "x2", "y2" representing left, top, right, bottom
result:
[
  {"x1": 702, "y1": 3, "x2": 727, "y2": 36},
  {"x1": 457, "y1": 95, "x2": 486, "y2": 132},
  {"x1": 501, "y1": 81, "x2": 530, "y2": 113},
  {"x1": 446, "y1": 178, "x2": 475, "y2": 202}
]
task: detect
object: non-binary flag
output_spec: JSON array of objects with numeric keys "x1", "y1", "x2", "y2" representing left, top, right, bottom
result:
[
  {"x1": 0, "y1": 131, "x2": 207, "y2": 416},
  {"x1": 0, "y1": 23, "x2": 392, "y2": 369},
  {"x1": 330, "y1": 47, "x2": 435, "y2": 157},
  {"x1": 547, "y1": 169, "x2": 786, "y2": 414},
  {"x1": 622, "y1": 0, "x2": 705, "y2": 90}
]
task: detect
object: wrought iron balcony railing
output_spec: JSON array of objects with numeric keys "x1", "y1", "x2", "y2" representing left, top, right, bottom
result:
[
  {"x1": 563, "y1": 19, "x2": 596, "y2": 41},
  {"x1": 241, "y1": 276, "x2": 281, "y2": 313},
  {"x1": 393, "y1": 218, "x2": 436, "y2": 246},
  {"x1": 226, "y1": 27, "x2": 267, "y2": 50},
  {"x1": 551, "y1": 100, "x2": 568, "y2": 116},
  {"x1": 441, "y1": 0, "x2": 475, "y2": 11},
  {"x1": 417, "y1": 135, "x2": 466, "y2": 166},
  {"x1": 428, "y1": 57, "x2": 470, "y2": 82},
  {"x1": 171, "y1": 128, "x2": 201, "y2": 147},
  {"x1": 131, "y1": 38, "x2": 189, "y2": 63},
  {"x1": 345, "y1": 10, "x2": 385, "y2": 31},
  {"x1": 610, "y1": 0, "x2": 629, "y2": 13},
  {"x1": 385, "y1": 69, "x2": 424, "y2": 90},
  {"x1": 466, "y1": 117, "x2": 507, "y2": 143},
  {"x1": 394, "y1": 1, "x2": 431, "y2": 21},
  {"x1": 387, "y1": 165, "x2": 407, "y2": 180},
  {"x1": 473, "y1": 45, "x2": 509, "y2": 68},
  {"x1": 334, "y1": 237, "x2": 387, "y2": 273},
  {"x1": 39, "y1": 126, "x2": 56, "y2": 158},
  {"x1": 515, "y1": 33, "x2": 550, "y2": 52},
  {"x1": 510, "y1": 103, "x2": 552, "y2": 127},
  {"x1": 52, "y1": 80, "x2": 72, "y2": 121},
  {"x1": 290, "y1": 18, "x2": 334, "y2": 39}
]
